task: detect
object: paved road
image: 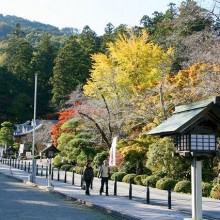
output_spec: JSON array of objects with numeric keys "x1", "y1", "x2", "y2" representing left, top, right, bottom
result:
[
  {"x1": 0, "y1": 173, "x2": 120, "y2": 220},
  {"x1": 2, "y1": 159, "x2": 220, "y2": 220}
]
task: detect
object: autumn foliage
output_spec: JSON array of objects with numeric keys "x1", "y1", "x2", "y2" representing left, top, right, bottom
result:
[{"x1": 51, "y1": 109, "x2": 76, "y2": 146}]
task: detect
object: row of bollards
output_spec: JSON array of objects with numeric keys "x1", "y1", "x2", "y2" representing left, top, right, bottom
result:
[
  {"x1": 0, "y1": 158, "x2": 172, "y2": 209},
  {"x1": 128, "y1": 179, "x2": 171, "y2": 209}
]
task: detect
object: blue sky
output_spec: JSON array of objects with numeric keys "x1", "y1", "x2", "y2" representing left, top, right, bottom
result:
[{"x1": 1, "y1": 0, "x2": 183, "y2": 35}]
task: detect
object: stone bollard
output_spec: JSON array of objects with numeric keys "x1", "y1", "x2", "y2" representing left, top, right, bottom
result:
[
  {"x1": 46, "y1": 166, "x2": 48, "y2": 178},
  {"x1": 41, "y1": 165, "x2": 43, "y2": 176},
  {"x1": 57, "y1": 168, "x2": 60, "y2": 181},
  {"x1": 114, "y1": 176, "x2": 117, "y2": 196},
  {"x1": 36, "y1": 164, "x2": 39, "y2": 176},
  {"x1": 64, "y1": 169, "x2": 67, "y2": 183},
  {"x1": 72, "y1": 171, "x2": 74, "y2": 185},
  {"x1": 129, "y1": 179, "x2": 132, "y2": 200},
  {"x1": 28, "y1": 162, "x2": 30, "y2": 173},
  {"x1": 51, "y1": 167, "x2": 54, "y2": 180},
  {"x1": 146, "y1": 181, "x2": 150, "y2": 204},
  {"x1": 168, "y1": 183, "x2": 171, "y2": 209},
  {"x1": 80, "y1": 171, "x2": 83, "y2": 187}
]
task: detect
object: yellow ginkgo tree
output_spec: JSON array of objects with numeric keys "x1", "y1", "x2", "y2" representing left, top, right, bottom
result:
[
  {"x1": 81, "y1": 30, "x2": 174, "y2": 148},
  {"x1": 84, "y1": 29, "x2": 173, "y2": 99}
]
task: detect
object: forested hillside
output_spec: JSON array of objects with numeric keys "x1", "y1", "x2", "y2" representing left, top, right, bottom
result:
[
  {"x1": 0, "y1": 14, "x2": 80, "y2": 41},
  {"x1": 0, "y1": 1, "x2": 220, "y2": 196}
]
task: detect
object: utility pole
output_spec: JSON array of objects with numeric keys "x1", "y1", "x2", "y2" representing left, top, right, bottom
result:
[{"x1": 31, "y1": 73, "x2": 37, "y2": 183}]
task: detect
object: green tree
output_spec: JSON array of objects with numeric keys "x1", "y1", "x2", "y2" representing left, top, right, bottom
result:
[
  {"x1": 79, "y1": 25, "x2": 99, "y2": 55},
  {"x1": 79, "y1": 26, "x2": 100, "y2": 83},
  {"x1": 0, "y1": 67, "x2": 18, "y2": 122},
  {"x1": 51, "y1": 36, "x2": 86, "y2": 107},
  {"x1": 13, "y1": 23, "x2": 24, "y2": 39},
  {"x1": 0, "y1": 121, "x2": 13, "y2": 152},
  {"x1": 8, "y1": 93, "x2": 32, "y2": 122},
  {"x1": 146, "y1": 137, "x2": 191, "y2": 179},
  {"x1": 56, "y1": 117, "x2": 97, "y2": 165},
  {"x1": 31, "y1": 34, "x2": 57, "y2": 114},
  {"x1": 4, "y1": 38, "x2": 34, "y2": 83},
  {"x1": 99, "y1": 23, "x2": 115, "y2": 52}
]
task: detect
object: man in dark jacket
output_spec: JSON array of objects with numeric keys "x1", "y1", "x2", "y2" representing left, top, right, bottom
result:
[{"x1": 83, "y1": 161, "x2": 94, "y2": 195}]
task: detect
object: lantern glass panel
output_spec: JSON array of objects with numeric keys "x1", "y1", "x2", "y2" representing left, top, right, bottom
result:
[
  {"x1": 178, "y1": 135, "x2": 190, "y2": 151},
  {"x1": 190, "y1": 134, "x2": 216, "y2": 151}
]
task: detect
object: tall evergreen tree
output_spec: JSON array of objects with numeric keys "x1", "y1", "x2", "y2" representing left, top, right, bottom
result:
[
  {"x1": 0, "y1": 67, "x2": 18, "y2": 122},
  {"x1": 100, "y1": 23, "x2": 115, "y2": 52},
  {"x1": 31, "y1": 34, "x2": 57, "y2": 115},
  {"x1": 4, "y1": 38, "x2": 33, "y2": 83},
  {"x1": 51, "y1": 36, "x2": 86, "y2": 107}
]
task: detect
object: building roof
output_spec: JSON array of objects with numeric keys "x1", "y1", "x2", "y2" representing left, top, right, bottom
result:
[
  {"x1": 148, "y1": 96, "x2": 220, "y2": 136},
  {"x1": 40, "y1": 145, "x2": 60, "y2": 154},
  {"x1": 14, "y1": 120, "x2": 58, "y2": 137}
]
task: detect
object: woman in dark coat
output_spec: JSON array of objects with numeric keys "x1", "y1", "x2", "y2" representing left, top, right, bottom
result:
[{"x1": 83, "y1": 161, "x2": 94, "y2": 195}]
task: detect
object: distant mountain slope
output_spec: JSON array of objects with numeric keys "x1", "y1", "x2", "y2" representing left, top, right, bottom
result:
[{"x1": 0, "y1": 14, "x2": 79, "y2": 40}]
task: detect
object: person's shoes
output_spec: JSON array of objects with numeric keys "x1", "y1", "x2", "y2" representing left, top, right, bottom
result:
[
  {"x1": 100, "y1": 192, "x2": 102, "y2": 195},
  {"x1": 106, "y1": 194, "x2": 109, "y2": 196}
]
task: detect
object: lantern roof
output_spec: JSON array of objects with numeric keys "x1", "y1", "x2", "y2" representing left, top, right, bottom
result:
[{"x1": 148, "y1": 96, "x2": 220, "y2": 136}]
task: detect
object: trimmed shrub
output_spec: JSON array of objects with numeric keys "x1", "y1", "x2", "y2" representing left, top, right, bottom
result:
[
  {"x1": 92, "y1": 151, "x2": 109, "y2": 169},
  {"x1": 53, "y1": 154, "x2": 63, "y2": 168},
  {"x1": 212, "y1": 177, "x2": 219, "y2": 186},
  {"x1": 122, "y1": 174, "x2": 137, "y2": 184},
  {"x1": 156, "y1": 178, "x2": 177, "y2": 190},
  {"x1": 202, "y1": 182, "x2": 212, "y2": 197},
  {"x1": 141, "y1": 175, "x2": 148, "y2": 185},
  {"x1": 74, "y1": 166, "x2": 84, "y2": 174},
  {"x1": 174, "y1": 180, "x2": 191, "y2": 194},
  {"x1": 144, "y1": 175, "x2": 160, "y2": 187},
  {"x1": 69, "y1": 167, "x2": 75, "y2": 172},
  {"x1": 111, "y1": 172, "x2": 127, "y2": 182},
  {"x1": 60, "y1": 164, "x2": 74, "y2": 171},
  {"x1": 210, "y1": 184, "x2": 220, "y2": 199},
  {"x1": 134, "y1": 175, "x2": 144, "y2": 185}
]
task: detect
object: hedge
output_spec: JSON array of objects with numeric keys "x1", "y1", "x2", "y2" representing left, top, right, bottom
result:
[
  {"x1": 156, "y1": 178, "x2": 176, "y2": 190},
  {"x1": 210, "y1": 184, "x2": 220, "y2": 199},
  {"x1": 174, "y1": 180, "x2": 191, "y2": 194},
  {"x1": 122, "y1": 174, "x2": 137, "y2": 184},
  {"x1": 144, "y1": 175, "x2": 160, "y2": 187},
  {"x1": 202, "y1": 182, "x2": 212, "y2": 197},
  {"x1": 60, "y1": 164, "x2": 74, "y2": 171},
  {"x1": 110, "y1": 172, "x2": 127, "y2": 182}
]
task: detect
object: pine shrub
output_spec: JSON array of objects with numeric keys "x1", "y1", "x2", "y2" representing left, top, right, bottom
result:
[
  {"x1": 60, "y1": 164, "x2": 74, "y2": 171},
  {"x1": 122, "y1": 174, "x2": 137, "y2": 184},
  {"x1": 156, "y1": 178, "x2": 177, "y2": 190},
  {"x1": 144, "y1": 175, "x2": 160, "y2": 187},
  {"x1": 110, "y1": 172, "x2": 127, "y2": 182},
  {"x1": 174, "y1": 180, "x2": 191, "y2": 194},
  {"x1": 210, "y1": 184, "x2": 220, "y2": 199},
  {"x1": 202, "y1": 182, "x2": 212, "y2": 197},
  {"x1": 134, "y1": 175, "x2": 144, "y2": 185}
]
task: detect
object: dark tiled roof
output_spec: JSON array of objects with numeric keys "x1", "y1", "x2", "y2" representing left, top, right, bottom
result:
[{"x1": 148, "y1": 96, "x2": 220, "y2": 136}]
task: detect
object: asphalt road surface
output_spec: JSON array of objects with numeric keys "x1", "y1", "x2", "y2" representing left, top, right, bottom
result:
[{"x1": 0, "y1": 173, "x2": 120, "y2": 220}]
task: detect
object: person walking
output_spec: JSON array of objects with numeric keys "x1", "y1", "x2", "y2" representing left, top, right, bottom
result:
[
  {"x1": 98, "y1": 160, "x2": 110, "y2": 196},
  {"x1": 83, "y1": 161, "x2": 94, "y2": 196}
]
